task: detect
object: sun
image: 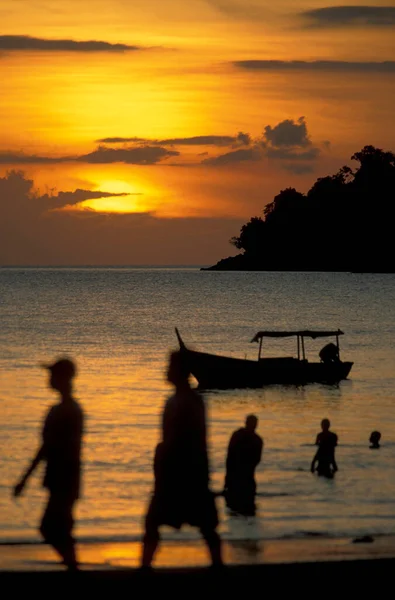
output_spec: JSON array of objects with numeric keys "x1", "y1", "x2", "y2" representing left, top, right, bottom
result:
[
  {"x1": 96, "y1": 179, "x2": 138, "y2": 195},
  {"x1": 81, "y1": 179, "x2": 147, "y2": 213}
]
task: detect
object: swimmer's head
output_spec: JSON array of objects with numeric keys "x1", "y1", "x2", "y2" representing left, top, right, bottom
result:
[{"x1": 369, "y1": 431, "x2": 381, "y2": 448}]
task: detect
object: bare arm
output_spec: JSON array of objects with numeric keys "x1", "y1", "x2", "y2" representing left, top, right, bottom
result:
[
  {"x1": 225, "y1": 432, "x2": 238, "y2": 486},
  {"x1": 226, "y1": 432, "x2": 238, "y2": 464},
  {"x1": 13, "y1": 445, "x2": 46, "y2": 497},
  {"x1": 311, "y1": 450, "x2": 318, "y2": 473},
  {"x1": 331, "y1": 434, "x2": 338, "y2": 472},
  {"x1": 255, "y1": 438, "x2": 263, "y2": 467}
]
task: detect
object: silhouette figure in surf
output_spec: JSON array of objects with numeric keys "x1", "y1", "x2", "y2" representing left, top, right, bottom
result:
[
  {"x1": 311, "y1": 418, "x2": 338, "y2": 478},
  {"x1": 13, "y1": 358, "x2": 84, "y2": 570},
  {"x1": 369, "y1": 431, "x2": 381, "y2": 449},
  {"x1": 224, "y1": 415, "x2": 263, "y2": 516},
  {"x1": 141, "y1": 350, "x2": 222, "y2": 567}
]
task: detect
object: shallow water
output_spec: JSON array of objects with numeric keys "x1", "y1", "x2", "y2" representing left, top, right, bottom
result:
[{"x1": 1, "y1": 267, "x2": 395, "y2": 543}]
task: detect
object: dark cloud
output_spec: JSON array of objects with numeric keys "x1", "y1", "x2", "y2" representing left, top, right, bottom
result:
[
  {"x1": 266, "y1": 147, "x2": 320, "y2": 160},
  {"x1": 301, "y1": 6, "x2": 395, "y2": 28},
  {"x1": 234, "y1": 60, "x2": 395, "y2": 73},
  {"x1": 0, "y1": 146, "x2": 179, "y2": 166},
  {"x1": 78, "y1": 146, "x2": 179, "y2": 165},
  {"x1": 97, "y1": 133, "x2": 251, "y2": 147},
  {"x1": 0, "y1": 35, "x2": 140, "y2": 53},
  {"x1": 202, "y1": 148, "x2": 261, "y2": 166},
  {"x1": 235, "y1": 132, "x2": 252, "y2": 146},
  {"x1": 0, "y1": 172, "x2": 136, "y2": 216},
  {"x1": 203, "y1": 117, "x2": 322, "y2": 171},
  {"x1": 0, "y1": 171, "x2": 140, "y2": 224},
  {"x1": 1, "y1": 121, "x2": 319, "y2": 172},
  {"x1": 42, "y1": 189, "x2": 135, "y2": 209},
  {"x1": 264, "y1": 117, "x2": 311, "y2": 148},
  {"x1": 97, "y1": 137, "x2": 147, "y2": 144},
  {"x1": 0, "y1": 152, "x2": 65, "y2": 164},
  {"x1": 264, "y1": 119, "x2": 321, "y2": 168}
]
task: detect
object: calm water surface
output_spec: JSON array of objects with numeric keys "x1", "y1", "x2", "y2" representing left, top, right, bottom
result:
[{"x1": 1, "y1": 268, "x2": 395, "y2": 544}]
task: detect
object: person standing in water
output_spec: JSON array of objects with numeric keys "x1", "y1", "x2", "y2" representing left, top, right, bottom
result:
[
  {"x1": 13, "y1": 358, "x2": 84, "y2": 570},
  {"x1": 311, "y1": 418, "x2": 338, "y2": 478},
  {"x1": 141, "y1": 350, "x2": 222, "y2": 567},
  {"x1": 224, "y1": 415, "x2": 263, "y2": 516}
]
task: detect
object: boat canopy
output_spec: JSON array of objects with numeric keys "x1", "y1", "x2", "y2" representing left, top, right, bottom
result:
[{"x1": 251, "y1": 330, "x2": 344, "y2": 343}]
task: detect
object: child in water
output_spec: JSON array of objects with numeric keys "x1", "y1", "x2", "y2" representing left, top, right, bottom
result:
[
  {"x1": 311, "y1": 419, "x2": 338, "y2": 478},
  {"x1": 369, "y1": 431, "x2": 381, "y2": 449}
]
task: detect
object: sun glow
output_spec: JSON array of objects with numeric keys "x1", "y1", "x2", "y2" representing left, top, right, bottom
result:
[
  {"x1": 82, "y1": 179, "x2": 147, "y2": 213},
  {"x1": 97, "y1": 179, "x2": 141, "y2": 195}
]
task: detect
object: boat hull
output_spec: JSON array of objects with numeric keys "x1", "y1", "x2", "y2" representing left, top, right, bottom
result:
[{"x1": 184, "y1": 350, "x2": 353, "y2": 390}]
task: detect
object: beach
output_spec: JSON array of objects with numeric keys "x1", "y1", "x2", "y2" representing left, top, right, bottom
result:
[
  {"x1": 3, "y1": 535, "x2": 395, "y2": 570},
  {"x1": 2, "y1": 537, "x2": 395, "y2": 594}
]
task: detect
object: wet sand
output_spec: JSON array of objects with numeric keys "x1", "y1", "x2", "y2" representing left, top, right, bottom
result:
[{"x1": 1, "y1": 536, "x2": 395, "y2": 592}]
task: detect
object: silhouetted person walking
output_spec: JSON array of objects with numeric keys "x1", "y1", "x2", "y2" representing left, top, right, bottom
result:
[
  {"x1": 311, "y1": 418, "x2": 338, "y2": 478},
  {"x1": 142, "y1": 351, "x2": 222, "y2": 567},
  {"x1": 369, "y1": 431, "x2": 381, "y2": 449},
  {"x1": 224, "y1": 415, "x2": 263, "y2": 516},
  {"x1": 13, "y1": 358, "x2": 84, "y2": 570}
]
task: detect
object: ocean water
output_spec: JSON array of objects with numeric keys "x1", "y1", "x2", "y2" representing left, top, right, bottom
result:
[{"x1": 1, "y1": 267, "x2": 395, "y2": 545}]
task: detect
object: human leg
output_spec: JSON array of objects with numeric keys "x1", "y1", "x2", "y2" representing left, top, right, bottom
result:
[
  {"x1": 141, "y1": 497, "x2": 161, "y2": 567},
  {"x1": 40, "y1": 494, "x2": 77, "y2": 568},
  {"x1": 200, "y1": 527, "x2": 223, "y2": 566}
]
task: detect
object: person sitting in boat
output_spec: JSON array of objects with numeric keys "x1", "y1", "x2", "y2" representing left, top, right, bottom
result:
[
  {"x1": 319, "y1": 343, "x2": 340, "y2": 364},
  {"x1": 369, "y1": 431, "x2": 381, "y2": 449},
  {"x1": 311, "y1": 418, "x2": 338, "y2": 478},
  {"x1": 224, "y1": 415, "x2": 263, "y2": 516}
]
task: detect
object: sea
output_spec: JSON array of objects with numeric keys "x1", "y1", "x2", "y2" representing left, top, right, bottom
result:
[{"x1": 1, "y1": 267, "x2": 395, "y2": 546}]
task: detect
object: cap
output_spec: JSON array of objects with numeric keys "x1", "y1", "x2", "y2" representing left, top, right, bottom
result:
[{"x1": 41, "y1": 358, "x2": 77, "y2": 380}]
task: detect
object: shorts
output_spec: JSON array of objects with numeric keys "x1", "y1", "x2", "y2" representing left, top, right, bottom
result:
[{"x1": 40, "y1": 493, "x2": 75, "y2": 545}]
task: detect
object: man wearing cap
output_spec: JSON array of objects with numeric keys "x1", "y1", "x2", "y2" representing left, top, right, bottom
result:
[{"x1": 13, "y1": 358, "x2": 84, "y2": 570}]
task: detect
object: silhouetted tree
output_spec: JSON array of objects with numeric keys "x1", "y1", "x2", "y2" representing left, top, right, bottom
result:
[
  {"x1": 230, "y1": 217, "x2": 266, "y2": 256},
  {"x1": 209, "y1": 144, "x2": 395, "y2": 272},
  {"x1": 352, "y1": 145, "x2": 395, "y2": 185},
  {"x1": 264, "y1": 188, "x2": 306, "y2": 224},
  {"x1": 350, "y1": 146, "x2": 395, "y2": 271}
]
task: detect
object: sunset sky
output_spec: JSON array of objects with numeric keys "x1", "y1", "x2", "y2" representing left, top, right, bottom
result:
[{"x1": 1, "y1": 0, "x2": 395, "y2": 264}]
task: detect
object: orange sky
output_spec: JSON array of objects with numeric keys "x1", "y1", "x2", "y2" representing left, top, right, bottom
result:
[{"x1": 1, "y1": 0, "x2": 395, "y2": 264}]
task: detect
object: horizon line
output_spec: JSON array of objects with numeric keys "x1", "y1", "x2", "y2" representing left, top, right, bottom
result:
[{"x1": 0, "y1": 264, "x2": 208, "y2": 268}]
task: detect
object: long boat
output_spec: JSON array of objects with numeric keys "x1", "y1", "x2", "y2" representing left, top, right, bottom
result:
[{"x1": 175, "y1": 328, "x2": 353, "y2": 390}]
